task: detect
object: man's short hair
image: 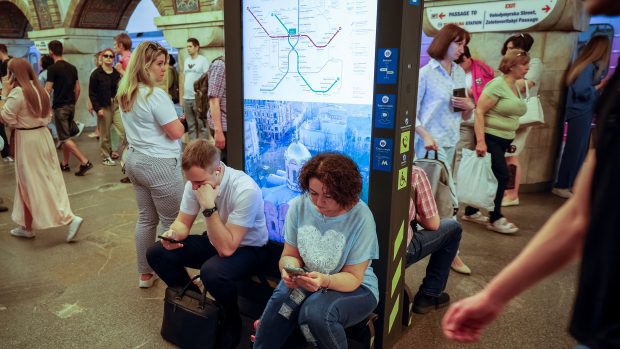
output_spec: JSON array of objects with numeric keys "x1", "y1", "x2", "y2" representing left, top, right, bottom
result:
[
  {"x1": 114, "y1": 32, "x2": 132, "y2": 51},
  {"x1": 182, "y1": 139, "x2": 220, "y2": 171},
  {"x1": 0, "y1": 44, "x2": 7, "y2": 54},
  {"x1": 48, "y1": 40, "x2": 63, "y2": 56},
  {"x1": 187, "y1": 38, "x2": 200, "y2": 48}
]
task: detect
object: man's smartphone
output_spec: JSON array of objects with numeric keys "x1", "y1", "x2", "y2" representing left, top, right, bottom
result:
[
  {"x1": 453, "y1": 88, "x2": 466, "y2": 112},
  {"x1": 158, "y1": 235, "x2": 181, "y2": 244},
  {"x1": 283, "y1": 266, "x2": 307, "y2": 276}
]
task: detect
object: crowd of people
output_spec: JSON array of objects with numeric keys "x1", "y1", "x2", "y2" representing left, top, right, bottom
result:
[{"x1": 1, "y1": 0, "x2": 618, "y2": 347}]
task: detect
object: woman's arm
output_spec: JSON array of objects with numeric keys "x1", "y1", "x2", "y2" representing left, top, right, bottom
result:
[
  {"x1": 297, "y1": 261, "x2": 369, "y2": 293},
  {"x1": 473, "y1": 93, "x2": 497, "y2": 156},
  {"x1": 161, "y1": 118, "x2": 185, "y2": 140}
]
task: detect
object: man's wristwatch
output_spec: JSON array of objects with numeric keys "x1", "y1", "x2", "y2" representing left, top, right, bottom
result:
[{"x1": 202, "y1": 205, "x2": 218, "y2": 217}]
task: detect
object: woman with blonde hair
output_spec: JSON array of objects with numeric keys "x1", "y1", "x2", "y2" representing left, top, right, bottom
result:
[
  {"x1": 117, "y1": 41, "x2": 185, "y2": 288},
  {"x1": 462, "y1": 50, "x2": 530, "y2": 234},
  {"x1": 553, "y1": 35, "x2": 611, "y2": 198},
  {"x1": 0, "y1": 58, "x2": 83, "y2": 241}
]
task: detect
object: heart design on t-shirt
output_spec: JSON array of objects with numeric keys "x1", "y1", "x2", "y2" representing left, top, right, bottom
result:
[
  {"x1": 188, "y1": 64, "x2": 195, "y2": 69},
  {"x1": 297, "y1": 225, "x2": 345, "y2": 273}
]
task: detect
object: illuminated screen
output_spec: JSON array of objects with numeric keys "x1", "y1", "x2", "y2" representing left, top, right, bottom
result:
[{"x1": 242, "y1": 0, "x2": 378, "y2": 242}]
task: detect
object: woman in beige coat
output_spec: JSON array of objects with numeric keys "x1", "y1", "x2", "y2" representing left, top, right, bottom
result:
[{"x1": 0, "y1": 58, "x2": 83, "y2": 241}]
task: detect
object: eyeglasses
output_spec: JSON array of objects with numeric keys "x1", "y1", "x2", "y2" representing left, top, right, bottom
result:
[
  {"x1": 102, "y1": 54, "x2": 114, "y2": 59},
  {"x1": 515, "y1": 50, "x2": 528, "y2": 57}
]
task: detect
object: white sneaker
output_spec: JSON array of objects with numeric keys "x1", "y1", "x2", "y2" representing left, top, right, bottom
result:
[
  {"x1": 487, "y1": 217, "x2": 519, "y2": 234},
  {"x1": 139, "y1": 274, "x2": 159, "y2": 288},
  {"x1": 10, "y1": 227, "x2": 35, "y2": 238},
  {"x1": 67, "y1": 216, "x2": 83, "y2": 242},
  {"x1": 552, "y1": 188, "x2": 573, "y2": 199},
  {"x1": 462, "y1": 212, "x2": 489, "y2": 225},
  {"x1": 3, "y1": 156, "x2": 14, "y2": 162},
  {"x1": 102, "y1": 157, "x2": 117, "y2": 166}
]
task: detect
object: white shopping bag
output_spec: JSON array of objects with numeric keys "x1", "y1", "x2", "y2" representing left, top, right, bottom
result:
[{"x1": 457, "y1": 149, "x2": 498, "y2": 211}]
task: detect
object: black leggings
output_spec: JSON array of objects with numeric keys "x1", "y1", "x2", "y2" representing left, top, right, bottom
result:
[{"x1": 465, "y1": 133, "x2": 513, "y2": 222}]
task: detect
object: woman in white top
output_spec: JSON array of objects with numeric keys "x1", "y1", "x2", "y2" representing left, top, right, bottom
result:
[
  {"x1": 1, "y1": 58, "x2": 83, "y2": 241},
  {"x1": 500, "y1": 33, "x2": 543, "y2": 206},
  {"x1": 117, "y1": 41, "x2": 185, "y2": 288}
]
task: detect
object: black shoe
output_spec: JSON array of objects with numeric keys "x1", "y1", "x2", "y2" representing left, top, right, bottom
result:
[
  {"x1": 0, "y1": 205, "x2": 8, "y2": 212},
  {"x1": 412, "y1": 291, "x2": 450, "y2": 314},
  {"x1": 75, "y1": 161, "x2": 93, "y2": 176},
  {"x1": 219, "y1": 314, "x2": 242, "y2": 349},
  {"x1": 120, "y1": 176, "x2": 131, "y2": 183},
  {"x1": 60, "y1": 163, "x2": 70, "y2": 172}
]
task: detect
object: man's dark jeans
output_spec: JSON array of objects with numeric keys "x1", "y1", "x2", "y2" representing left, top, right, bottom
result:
[
  {"x1": 406, "y1": 218, "x2": 462, "y2": 297},
  {"x1": 146, "y1": 235, "x2": 265, "y2": 317}
]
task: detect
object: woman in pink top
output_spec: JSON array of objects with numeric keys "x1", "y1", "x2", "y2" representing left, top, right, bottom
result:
[{"x1": 0, "y1": 58, "x2": 83, "y2": 241}]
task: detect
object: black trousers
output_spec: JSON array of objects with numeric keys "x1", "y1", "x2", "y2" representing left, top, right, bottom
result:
[
  {"x1": 465, "y1": 133, "x2": 513, "y2": 222},
  {"x1": 146, "y1": 235, "x2": 265, "y2": 318}
]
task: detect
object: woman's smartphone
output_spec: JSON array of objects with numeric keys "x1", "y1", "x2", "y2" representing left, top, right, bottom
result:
[
  {"x1": 158, "y1": 235, "x2": 181, "y2": 244},
  {"x1": 453, "y1": 88, "x2": 467, "y2": 112},
  {"x1": 283, "y1": 266, "x2": 307, "y2": 276}
]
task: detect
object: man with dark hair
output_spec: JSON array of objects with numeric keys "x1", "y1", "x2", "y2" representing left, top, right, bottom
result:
[
  {"x1": 113, "y1": 32, "x2": 132, "y2": 76},
  {"x1": 443, "y1": 1, "x2": 620, "y2": 347},
  {"x1": 0, "y1": 43, "x2": 13, "y2": 162},
  {"x1": 180, "y1": 38, "x2": 209, "y2": 141},
  {"x1": 45, "y1": 40, "x2": 93, "y2": 176},
  {"x1": 147, "y1": 139, "x2": 267, "y2": 349}
]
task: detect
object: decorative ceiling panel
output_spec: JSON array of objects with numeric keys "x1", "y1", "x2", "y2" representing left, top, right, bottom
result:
[
  {"x1": 75, "y1": 0, "x2": 131, "y2": 29},
  {"x1": 0, "y1": 2, "x2": 29, "y2": 38}
]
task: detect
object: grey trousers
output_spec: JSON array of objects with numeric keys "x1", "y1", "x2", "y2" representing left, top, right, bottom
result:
[{"x1": 124, "y1": 148, "x2": 184, "y2": 274}]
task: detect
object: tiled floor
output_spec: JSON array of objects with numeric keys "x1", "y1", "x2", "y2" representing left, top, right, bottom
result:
[{"x1": 0, "y1": 135, "x2": 577, "y2": 348}]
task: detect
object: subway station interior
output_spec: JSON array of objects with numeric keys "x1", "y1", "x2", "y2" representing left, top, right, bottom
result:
[{"x1": 0, "y1": 0, "x2": 618, "y2": 348}]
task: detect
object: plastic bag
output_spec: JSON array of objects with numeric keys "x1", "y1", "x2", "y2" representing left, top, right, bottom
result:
[{"x1": 456, "y1": 149, "x2": 497, "y2": 211}]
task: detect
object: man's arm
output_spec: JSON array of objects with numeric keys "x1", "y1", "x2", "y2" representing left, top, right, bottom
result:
[
  {"x1": 159, "y1": 212, "x2": 197, "y2": 250},
  {"x1": 74, "y1": 80, "x2": 80, "y2": 101},
  {"x1": 411, "y1": 168, "x2": 440, "y2": 231},
  {"x1": 209, "y1": 97, "x2": 225, "y2": 149},
  {"x1": 442, "y1": 150, "x2": 595, "y2": 343}
]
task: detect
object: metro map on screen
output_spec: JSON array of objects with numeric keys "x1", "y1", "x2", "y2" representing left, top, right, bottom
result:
[{"x1": 243, "y1": 0, "x2": 378, "y2": 242}]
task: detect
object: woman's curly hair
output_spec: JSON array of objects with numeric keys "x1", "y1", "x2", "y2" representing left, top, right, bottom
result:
[{"x1": 298, "y1": 153, "x2": 362, "y2": 208}]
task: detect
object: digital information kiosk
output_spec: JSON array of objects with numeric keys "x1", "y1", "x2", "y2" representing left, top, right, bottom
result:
[{"x1": 225, "y1": 1, "x2": 424, "y2": 347}]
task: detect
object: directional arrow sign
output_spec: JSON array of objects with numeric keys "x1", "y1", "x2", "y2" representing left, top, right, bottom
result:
[{"x1": 427, "y1": 0, "x2": 558, "y2": 33}]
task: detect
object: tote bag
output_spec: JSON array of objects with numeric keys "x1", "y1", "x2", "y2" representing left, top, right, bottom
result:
[{"x1": 519, "y1": 82, "x2": 544, "y2": 127}]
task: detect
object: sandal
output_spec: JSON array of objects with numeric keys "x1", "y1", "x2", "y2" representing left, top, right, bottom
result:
[
  {"x1": 462, "y1": 212, "x2": 489, "y2": 225},
  {"x1": 487, "y1": 217, "x2": 519, "y2": 234}
]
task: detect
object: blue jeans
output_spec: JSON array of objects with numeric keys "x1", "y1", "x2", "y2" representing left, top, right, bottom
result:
[
  {"x1": 406, "y1": 218, "x2": 462, "y2": 297},
  {"x1": 254, "y1": 281, "x2": 377, "y2": 349}
]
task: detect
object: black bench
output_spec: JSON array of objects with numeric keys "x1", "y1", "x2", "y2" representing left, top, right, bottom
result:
[{"x1": 237, "y1": 241, "x2": 378, "y2": 349}]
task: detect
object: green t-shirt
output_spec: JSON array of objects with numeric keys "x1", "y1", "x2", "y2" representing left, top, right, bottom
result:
[{"x1": 481, "y1": 76, "x2": 527, "y2": 139}]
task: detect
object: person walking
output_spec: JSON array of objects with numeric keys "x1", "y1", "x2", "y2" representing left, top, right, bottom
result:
[{"x1": 1, "y1": 58, "x2": 83, "y2": 241}]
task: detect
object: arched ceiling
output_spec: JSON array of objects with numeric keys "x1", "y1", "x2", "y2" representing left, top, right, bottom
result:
[
  {"x1": 0, "y1": 1, "x2": 32, "y2": 38},
  {"x1": 65, "y1": 0, "x2": 167, "y2": 30}
]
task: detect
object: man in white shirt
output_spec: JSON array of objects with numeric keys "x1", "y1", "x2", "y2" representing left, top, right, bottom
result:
[
  {"x1": 181, "y1": 38, "x2": 210, "y2": 140},
  {"x1": 147, "y1": 139, "x2": 268, "y2": 349}
]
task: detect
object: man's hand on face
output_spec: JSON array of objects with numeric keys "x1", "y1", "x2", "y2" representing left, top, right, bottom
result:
[{"x1": 194, "y1": 183, "x2": 218, "y2": 210}]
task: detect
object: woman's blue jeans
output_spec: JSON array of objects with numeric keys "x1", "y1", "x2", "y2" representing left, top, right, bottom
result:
[{"x1": 253, "y1": 281, "x2": 377, "y2": 349}]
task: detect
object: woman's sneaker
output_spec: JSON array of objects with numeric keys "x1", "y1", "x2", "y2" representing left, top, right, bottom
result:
[
  {"x1": 75, "y1": 161, "x2": 93, "y2": 176},
  {"x1": 552, "y1": 188, "x2": 573, "y2": 199},
  {"x1": 462, "y1": 212, "x2": 490, "y2": 225},
  {"x1": 10, "y1": 227, "x2": 35, "y2": 238},
  {"x1": 66, "y1": 216, "x2": 83, "y2": 242},
  {"x1": 487, "y1": 217, "x2": 519, "y2": 234}
]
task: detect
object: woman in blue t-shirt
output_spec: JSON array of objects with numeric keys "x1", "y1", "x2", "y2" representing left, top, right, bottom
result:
[{"x1": 254, "y1": 153, "x2": 379, "y2": 349}]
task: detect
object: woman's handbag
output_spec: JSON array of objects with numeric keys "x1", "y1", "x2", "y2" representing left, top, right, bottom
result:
[
  {"x1": 160, "y1": 275, "x2": 222, "y2": 349},
  {"x1": 519, "y1": 82, "x2": 545, "y2": 127}
]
